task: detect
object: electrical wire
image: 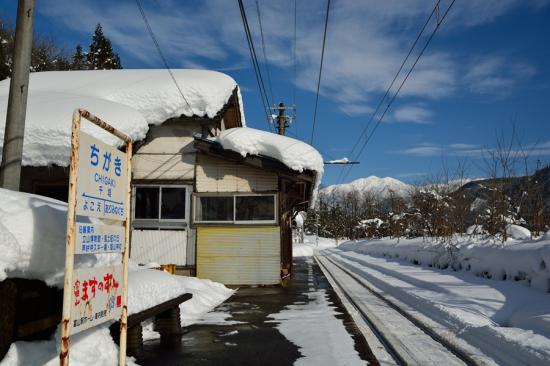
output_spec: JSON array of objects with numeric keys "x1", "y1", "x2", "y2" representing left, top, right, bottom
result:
[
  {"x1": 135, "y1": 0, "x2": 194, "y2": 115},
  {"x1": 335, "y1": 0, "x2": 442, "y2": 184},
  {"x1": 237, "y1": 0, "x2": 274, "y2": 131},
  {"x1": 292, "y1": 0, "x2": 297, "y2": 135},
  {"x1": 309, "y1": 0, "x2": 331, "y2": 145},
  {"x1": 342, "y1": 0, "x2": 456, "y2": 180},
  {"x1": 255, "y1": 0, "x2": 275, "y2": 106}
]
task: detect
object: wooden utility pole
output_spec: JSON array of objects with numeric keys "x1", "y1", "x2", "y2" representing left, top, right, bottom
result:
[
  {"x1": 276, "y1": 102, "x2": 288, "y2": 136},
  {"x1": 0, "y1": 0, "x2": 35, "y2": 190}
]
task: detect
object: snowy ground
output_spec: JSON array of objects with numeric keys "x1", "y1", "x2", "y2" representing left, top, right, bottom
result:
[
  {"x1": 320, "y1": 236, "x2": 550, "y2": 365},
  {"x1": 292, "y1": 235, "x2": 340, "y2": 257}
]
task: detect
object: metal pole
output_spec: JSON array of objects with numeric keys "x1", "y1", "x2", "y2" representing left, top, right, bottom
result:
[
  {"x1": 118, "y1": 141, "x2": 132, "y2": 366},
  {"x1": 60, "y1": 110, "x2": 81, "y2": 366},
  {"x1": 0, "y1": 0, "x2": 34, "y2": 190}
]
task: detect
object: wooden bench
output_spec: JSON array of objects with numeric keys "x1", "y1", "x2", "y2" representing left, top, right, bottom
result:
[{"x1": 110, "y1": 293, "x2": 192, "y2": 356}]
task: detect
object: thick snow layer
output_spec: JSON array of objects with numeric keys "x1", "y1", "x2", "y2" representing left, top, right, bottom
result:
[
  {"x1": 214, "y1": 127, "x2": 324, "y2": 205},
  {"x1": 0, "y1": 188, "x2": 119, "y2": 286},
  {"x1": 506, "y1": 224, "x2": 531, "y2": 240},
  {"x1": 142, "y1": 275, "x2": 235, "y2": 341},
  {"x1": 0, "y1": 69, "x2": 244, "y2": 166},
  {"x1": 179, "y1": 276, "x2": 235, "y2": 326},
  {"x1": 293, "y1": 235, "x2": 339, "y2": 257},
  {"x1": 215, "y1": 127, "x2": 323, "y2": 174},
  {"x1": 0, "y1": 325, "x2": 139, "y2": 366},
  {"x1": 127, "y1": 268, "x2": 188, "y2": 316},
  {"x1": 324, "y1": 246, "x2": 550, "y2": 365},
  {"x1": 335, "y1": 234, "x2": 550, "y2": 293}
]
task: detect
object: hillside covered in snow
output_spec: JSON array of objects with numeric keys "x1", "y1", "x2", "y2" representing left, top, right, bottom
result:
[{"x1": 322, "y1": 176, "x2": 412, "y2": 199}]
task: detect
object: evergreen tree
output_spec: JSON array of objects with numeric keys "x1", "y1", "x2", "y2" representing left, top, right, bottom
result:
[
  {"x1": 71, "y1": 44, "x2": 88, "y2": 70},
  {"x1": 87, "y1": 23, "x2": 122, "y2": 70}
]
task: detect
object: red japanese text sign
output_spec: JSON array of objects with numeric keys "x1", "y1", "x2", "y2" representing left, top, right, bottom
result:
[{"x1": 70, "y1": 265, "x2": 123, "y2": 335}]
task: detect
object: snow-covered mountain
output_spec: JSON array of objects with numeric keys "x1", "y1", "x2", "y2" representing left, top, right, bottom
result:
[{"x1": 321, "y1": 176, "x2": 412, "y2": 199}]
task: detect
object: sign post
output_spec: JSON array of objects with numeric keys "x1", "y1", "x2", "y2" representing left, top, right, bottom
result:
[{"x1": 60, "y1": 109, "x2": 132, "y2": 366}]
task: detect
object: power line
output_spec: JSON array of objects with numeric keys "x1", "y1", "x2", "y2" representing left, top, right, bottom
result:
[
  {"x1": 338, "y1": 0, "x2": 455, "y2": 184},
  {"x1": 292, "y1": 0, "x2": 298, "y2": 137},
  {"x1": 309, "y1": 0, "x2": 331, "y2": 145},
  {"x1": 336, "y1": 0, "x2": 442, "y2": 184},
  {"x1": 237, "y1": 0, "x2": 273, "y2": 132},
  {"x1": 135, "y1": 0, "x2": 194, "y2": 115},
  {"x1": 255, "y1": 0, "x2": 275, "y2": 106}
]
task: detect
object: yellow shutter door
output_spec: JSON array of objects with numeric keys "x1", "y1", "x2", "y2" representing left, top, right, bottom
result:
[{"x1": 197, "y1": 226, "x2": 280, "y2": 285}]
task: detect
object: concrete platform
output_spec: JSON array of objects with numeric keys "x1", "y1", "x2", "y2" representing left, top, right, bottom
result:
[{"x1": 135, "y1": 257, "x2": 377, "y2": 365}]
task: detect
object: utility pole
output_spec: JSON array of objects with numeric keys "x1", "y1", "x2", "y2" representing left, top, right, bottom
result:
[
  {"x1": 0, "y1": 0, "x2": 35, "y2": 190},
  {"x1": 272, "y1": 102, "x2": 295, "y2": 136}
]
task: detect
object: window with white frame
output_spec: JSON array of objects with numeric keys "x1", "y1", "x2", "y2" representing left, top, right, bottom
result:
[
  {"x1": 194, "y1": 194, "x2": 277, "y2": 224},
  {"x1": 133, "y1": 185, "x2": 188, "y2": 228}
]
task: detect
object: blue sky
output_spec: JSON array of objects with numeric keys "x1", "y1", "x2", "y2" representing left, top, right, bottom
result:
[{"x1": 2, "y1": 0, "x2": 550, "y2": 186}]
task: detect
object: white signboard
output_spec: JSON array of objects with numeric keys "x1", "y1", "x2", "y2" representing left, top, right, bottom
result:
[
  {"x1": 75, "y1": 223, "x2": 125, "y2": 254},
  {"x1": 70, "y1": 265, "x2": 123, "y2": 335},
  {"x1": 76, "y1": 132, "x2": 127, "y2": 221}
]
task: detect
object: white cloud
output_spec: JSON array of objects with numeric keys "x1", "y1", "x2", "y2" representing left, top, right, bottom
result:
[
  {"x1": 464, "y1": 57, "x2": 536, "y2": 95},
  {"x1": 400, "y1": 141, "x2": 550, "y2": 158},
  {"x1": 37, "y1": 0, "x2": 546, "y2": 113},
  {"x1": 339, "y1": 104, "x2": 374, "y2": 117},
  {"x1": 393, "y1": 105, "x2": 433, "y2": 124}
]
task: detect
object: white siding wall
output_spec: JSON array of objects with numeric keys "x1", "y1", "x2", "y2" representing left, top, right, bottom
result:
[{"x1": 131, "y1": 230, "x2": 187, "y2": 265}]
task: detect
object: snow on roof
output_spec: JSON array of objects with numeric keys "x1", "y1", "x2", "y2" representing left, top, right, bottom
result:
[
  {"x1": 0, "y1": 69, "x2": 245, "y2": 166},
  {"x1": 214, "y1": 127, "x2": 324, "y2": 206}
]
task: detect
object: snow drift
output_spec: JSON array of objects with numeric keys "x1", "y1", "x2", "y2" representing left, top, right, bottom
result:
[
  {"x1": 338, "y1": 235, "x2": 550, "y2": 293},
  {"x1": 0, "y1": 69, "x2": 244, "y2": 167},
  {"x1": 215, "y1": 127, "x2": 324, "y2": 205}
]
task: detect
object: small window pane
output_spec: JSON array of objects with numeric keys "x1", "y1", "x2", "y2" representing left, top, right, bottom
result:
[
  {"x1": 161, "y1": 188, "x2": 186, "y2": 219},
  {"x1": 235, "y1": 195, "x2": 275, "y2": 221},
  {"x1": 196, "y1": 196, "x2": 233, "y2": 221},
  {"x1": 135, "y1": 187, "x2": 159, "y2": 219}
]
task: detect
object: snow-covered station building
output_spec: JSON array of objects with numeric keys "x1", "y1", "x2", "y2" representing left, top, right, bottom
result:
[{"x1": 0, "y1": 69, "x2": 323, "y2": 286}]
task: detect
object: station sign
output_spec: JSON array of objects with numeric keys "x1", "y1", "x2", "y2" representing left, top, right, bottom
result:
[
  {"x1": 69, "y1": 265, "x2": 123, "y2": 335},
  {"x1": 76, "y1": 131, "x2": 127, "y2": 221},
  {"x1": 75, "y1": 222, "x2": 125, "y2": 254}
]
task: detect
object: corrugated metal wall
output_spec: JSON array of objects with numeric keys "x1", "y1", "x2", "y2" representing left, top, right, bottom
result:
[
  {"x1": 196, "y1": 155, "x2": 277, "y2": 193},
  {"x1": 131, "y1": 230, "x2": 187, "y2": 265},
  {"x1": 197, "y1": 226, "x2": 280, "y2": 285}
]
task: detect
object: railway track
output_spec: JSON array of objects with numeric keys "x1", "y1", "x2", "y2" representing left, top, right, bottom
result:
[{"x1": 315, "y1": 253, "x2": 484, "y2": 366}]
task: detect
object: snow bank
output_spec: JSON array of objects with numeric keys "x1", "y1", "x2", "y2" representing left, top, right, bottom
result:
[
  {"x1": 127, "y1": 268, "x2": 188, "y2": 316},
  {"x1": 326, "y1": 248, "x2": 550, "y2": 365},
  {"x1": 215, "y1": 127, "x2": 324, "y2": 205},
  {"x1": 0, "y1": 69, "x2": 244, "y2": 166},
  {"x1": 293, "y1": 235, "x2": 339, "y2": 257},
  {"x1": 178, "y1": 276, "x2": 235, "y2": 326},
  {"x1": 337, "y1": 234, "x2": 550, "y2": 293},
  {"x1": 0, "y1": 188, "x2": 118, "y2": 286},
  {"x1": 142, "y1": 275, "x2": 234, "y2": 341},
  {"x1": 1, "y1": 325, "x2": 139, "y2": 366}
]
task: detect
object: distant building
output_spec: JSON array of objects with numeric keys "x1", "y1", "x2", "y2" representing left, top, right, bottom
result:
[{"x1": 0, "y1": 69, "x2": 323, "y2": 285}]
